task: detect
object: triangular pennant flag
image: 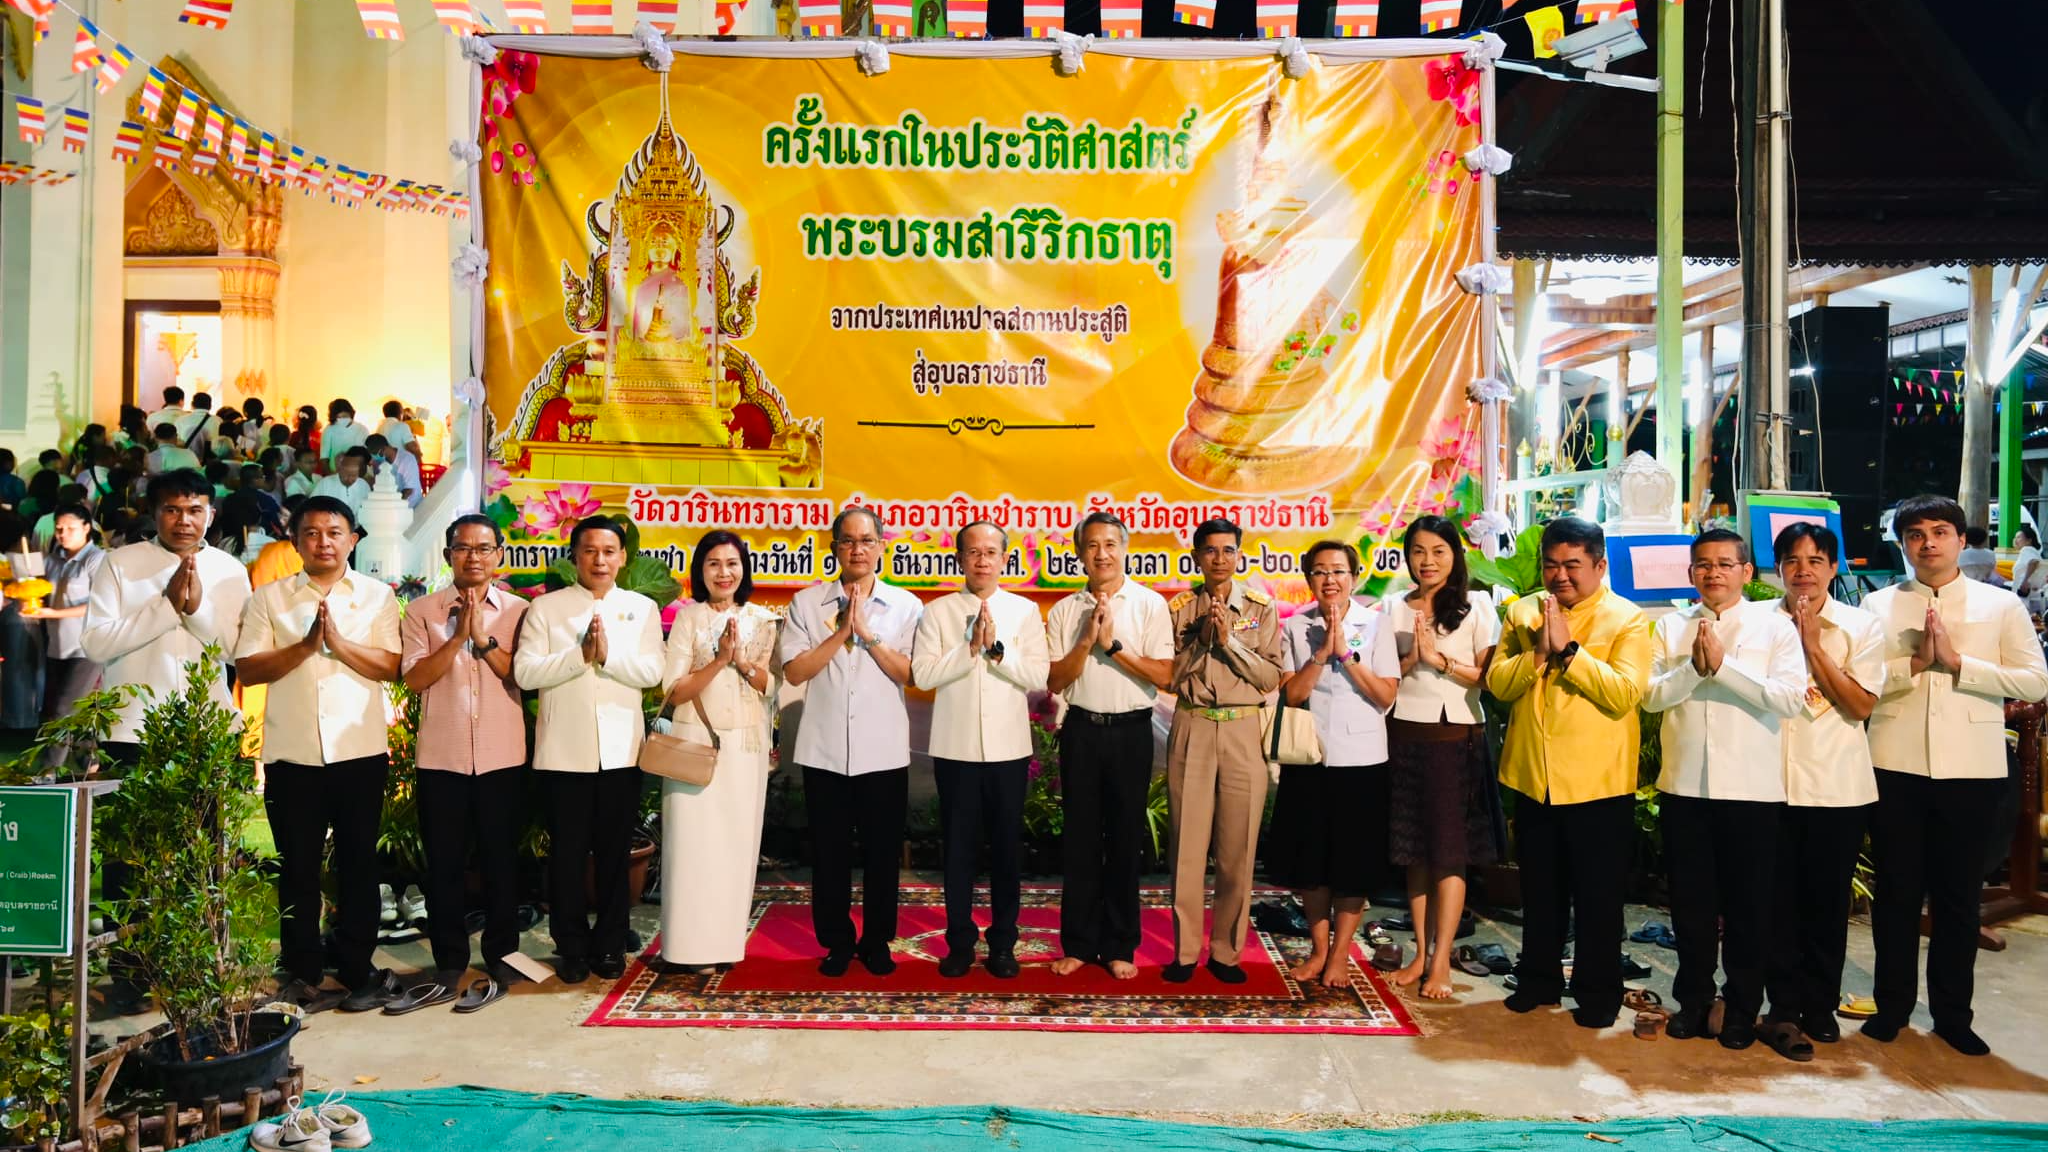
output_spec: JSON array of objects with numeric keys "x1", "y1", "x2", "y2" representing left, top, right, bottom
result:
[
  {"x1": 503, "y1": 0, "x2": 549, "y2": 32},
  {"x1": 1417, "y1": 0, "x2": 1461, "y2": 31},
  {"x1": 59, "y1": 107, "x2": 88, "y2": 153},
  {"x1": 111, "y1": 119, "x2": 145, "y2": 164},
  {"x1": 152, "y1": 138, "x2": 185, "y2": 172},
  {"x1": 946, "y1": 0, "x2": 988, "y2": 36},
  {"x1": 1021, "y1": 0, "x2": 1062, "y2": 36},
  {"x1": 638, "y1": 0, "x2": 680, "y2": 32},
  {"x1": 1331, "y1": 0, "x2": 1379, "y2": 35},
  {"x1": 798, "y1": 0, "x2": 840, "y2": 36},
  {"x1": 1173, "y1": 0, "x2": 1217, "y2": 27},
  {"x1": 15, "y1": 95, "x2": 48, "y2": 145},
  {"x1": 71, "y1": 20, "x2": 104, "y2": 73},
  {"x1": 178, "y1": 0, "x2": 233, "y2": 29},
  {"x1": 433, "y1": 1, "x2": 476, "y2": 34},
  {"x1": 875, "y1": 0, "x2": 916, "y2": 35},
  {"x1": 1255, "y1": 0, "x2": 1297, "y2": 37},
  {"x1": 171, "y1": 89, "x2": 201, "y2": 140},
  {"x1": 140, "y1": 67, "x2": 170, "y2": 121},
  {"x1": 97, "y1": 41, "x2": 136, "y2": 94},
  {"x1": 355, "y1": 0, "x2": 405, "y2": 39},
  {"x1": 571, "y1": 1, "x2": 613, "y2": 33}
]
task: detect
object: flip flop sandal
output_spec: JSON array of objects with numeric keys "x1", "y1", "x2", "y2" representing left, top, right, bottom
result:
[
  {"x1": 1370, "y1": 942, "x2": 1404, "y2": 971},
  {"x1": 1764, "y1": 1020, "x2": 1815, "y2": 1062},
  {"x1": 1643, "y1": 924, "x2": 1678, "y2": 949},
  {"x1": 1633, "y1": 1005, "x2": 1670, "y2": 1040},
  {"x1": 1837, "y1": 995, "x2": 1879, "y2": 1019},
  {"x1": 1453, "y1": 945, "x2": 1492, "y2": 977},
  {"x1": 381, "y1": 980, "x2": 456, "y2": 1016},
  {"x1": 452, "y1": 977, "x2": 506, "y2": 1014},
  {"x1": 1474, "y1": 943, "x2": 1512, "y2": 975},
  {"x1": 1623, "y1": 988, "x2": 1664, "y2": 1014},
  {"x1": 1628, "y1": 921, "x2": 1671, "y2": 944}
]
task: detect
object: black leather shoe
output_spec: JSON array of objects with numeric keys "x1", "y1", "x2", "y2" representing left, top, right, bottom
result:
[
  {"x1": 1802, "y1": 1012, "x2": 1841, "y2": 1044},
  {"x1": 1503, "y1": 989, "x2": 1560, "y2": 1014},
  {"x1": 1161, "y1": 962, "x2": 1195, "y2": 983},
  {"x1": 1718, "y1": 1023, "x2": 1758, "y2": 1050},
  {"x1": 339, "y1": 969, "x2": 405, "y2": 1013},
  {"x1": 859, "y1": 949, "x2": 897, "y2": 977},
  {"x1": 1933, "y1": 1023, "x2": 1991, "y2": 1056},
  {"x1": 591, "y1": 954, "x2": 627, "y2": 981},
  {"x1": 1666, "y1": 1007, "x2": 1709, "y2": 1039},
  {"x1": 938, "y1": 952, "x2": 974, "y2": 978},
  {"x1": 1206, "y1": 959, "x2": 1248, "y2": 985},
  {"x1": 556, "y1": 959, "x2": 591, "y2": 985},
  {"x1": 986, "y1": 953, "x2": 1021, "y2": 980},
  {"x1": 1861, "y1": 1015, "x2": 1906, "y2": 1043},
  {"x1": 818, "y1": 949, "x2": 853, "y2": 977},
  {"x1": 1572, "y1": 1003, "x2": 1618, "y2": 1029}
]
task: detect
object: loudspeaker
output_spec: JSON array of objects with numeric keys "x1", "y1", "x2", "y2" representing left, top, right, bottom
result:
[{"x1": 1790, "y1": 305, "x2": 1890, "y2": 563}]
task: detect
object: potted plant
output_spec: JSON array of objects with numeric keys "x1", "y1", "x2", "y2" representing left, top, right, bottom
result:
[
  {"x1": 96, "y1": 652, "x2": 295, "y2": 1103},
  {"x1": 0, "y1": 1004, "x2": 70, "y2": 1148}
]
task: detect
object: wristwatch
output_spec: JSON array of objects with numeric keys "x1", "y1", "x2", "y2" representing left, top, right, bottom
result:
[
  {"x1": 1555, "y1": 640, "x2": 1581, "y2": 668},
  {"x1": 470, "y1": 636, "x2": 499, "y2": 656},
  {"x1": 986, "y1": 640, "x2": 1006, "y2": 660},
  {"x1": 1104, "y1": 640, "x2": 1124, "y2": 659}
]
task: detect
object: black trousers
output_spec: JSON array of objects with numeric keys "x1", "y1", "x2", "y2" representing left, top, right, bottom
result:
[
  {"x1": 934, "y1": 757, "x2": 1029, "y2": 957},
  {"x1": 96, "y1": 741, "x2": 143, "y2": 994},
  {"x1": 1661, "y1": 794, "x2": 1783, "y2": 1022},
  {"x1": 542, "y1": 767, "x2": 643, "y2": 962},
  {"x1": 1870, "y1": 768, "x2": 2004, "y2": 1029},
  {"x1": 1514, "y1": 792, "x2": 1632, "y2": 1013},
  {"x1": 803, "y1": 765, "x2": 908, "y2": 956},
  {"x1": 416, "y1": 767, "x2": 526, "y2": 975},
  {"x1": 266, "y1": 756, "x2": 390, "y2": 990},
  {"x1": 1058, "y1": 711, "x2": 1153, "y2": 964},
  {"x1": 1766, "y1": 803, "x2": 1869, "y2": 1025}
]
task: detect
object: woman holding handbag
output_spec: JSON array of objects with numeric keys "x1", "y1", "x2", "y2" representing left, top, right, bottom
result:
[
  {"x1": 1271, "y1": 540, "x2": 1400, "y2": 987},
  {"x1": 1384, "y1": 515, "x2": 1499, "y2": 1001},
  {"x1": 655, "y1": 530, "x2": 779, "y2": 973}
]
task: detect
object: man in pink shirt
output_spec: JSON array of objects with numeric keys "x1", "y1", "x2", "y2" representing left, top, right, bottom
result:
[{"x1": 395, "y1": 514, "x2": 529, "y2": 1013}]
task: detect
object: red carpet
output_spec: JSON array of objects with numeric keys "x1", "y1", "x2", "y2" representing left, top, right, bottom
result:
[{"x1": 584, "y1": 884, "x2": 1420, "y2": 1034}]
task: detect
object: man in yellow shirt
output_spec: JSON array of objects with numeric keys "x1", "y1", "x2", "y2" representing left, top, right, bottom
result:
[{"x1": 1486, "y1": 517, "x2": 1651, "y2": 1028}]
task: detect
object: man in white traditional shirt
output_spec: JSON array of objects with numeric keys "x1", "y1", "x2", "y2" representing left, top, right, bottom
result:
[
  {"x1": 1761, "y1": 521, "x2": 1885, "y2": 1060},
  {"x1": 144, "y1": 385, "x2": 185, "y2": 436},
  {"x1": 1643, "y1": 528, "x2": 1805, "y2": 1051},
  {"x1": 912, "y1": 522, "x2": 1050, "y2": 979},
  {"x1": 236, "y1": 496, "x2": 403, "y2": 1014},
  {"x1": 779, "y1": 506, "x2": 922, "y2": 978},
  {"x1": 1862, "y1": 494, "x2": 2048, "y2": 1056},
  {"x1": 1044, "y1": 511, "x2": 1172, "y2": 980},
  {"x1": 366, "y1": 434, "x2": 422, "y2": 508},
  {"x1": 514, "y1": 515, "x2": 666, "y2": 986},
  {"x1": 174, "y1": 391, "x2": 219, "y2": 454},
  {"x1": 82, "y1": 469, "x2": 252, "y2": 1015},
  {"x1": 312, "y1": 447, "x2": 373, "y2": 517}
]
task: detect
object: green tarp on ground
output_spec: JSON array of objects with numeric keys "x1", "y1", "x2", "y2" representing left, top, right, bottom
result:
[{"x1": 180, "y1": 1087, "x2": 2048, "y2": 1151}]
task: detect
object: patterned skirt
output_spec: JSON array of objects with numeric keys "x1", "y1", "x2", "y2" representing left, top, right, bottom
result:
[{"x1": 1387, "y1": 719, "x2": 1499, "y2": 870}]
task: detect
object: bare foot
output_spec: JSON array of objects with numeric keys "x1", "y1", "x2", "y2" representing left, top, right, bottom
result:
[
  {"x1": 1050, "y1": 957, "x2": 1086, "y2": 977},
  {"x1": 1288, "y1": 952, "x2": 1328, "y2": 983},
  {"x1": 1392, "y1": 957, "x2": 1426, "y2": 988},
  {"x1": 1108, "y1": 960, "x2": 1138, "y2": 980},
  {"x1": 1421, "y1": 971, "x2": 1456, "y2": 1000},
  {"x1": 1320, "y1": 956, "x2": 1353, "y2": 989}
]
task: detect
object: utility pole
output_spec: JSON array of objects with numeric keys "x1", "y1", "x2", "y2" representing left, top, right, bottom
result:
[
  {"x1": 1653, "y1": 0, "x2": 1685, "y2": 486},
  {"x1": 1736, "y1": 0, "x2": 1789, "y2": 492}
]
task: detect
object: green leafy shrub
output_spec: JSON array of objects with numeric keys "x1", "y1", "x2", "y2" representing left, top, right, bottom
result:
[{"x1": 0, "y1": 1003, "x2": 70, "y2": 1142}]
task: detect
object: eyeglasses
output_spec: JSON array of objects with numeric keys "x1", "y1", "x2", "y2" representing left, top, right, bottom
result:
[
  {"x1": 1690, "y1": 560, "x2": 1745, "y2": 573},
  {"x1": 835, "y1": 536, "x2": 883, "y2": 551},
  {"x1": 448, "y1": 544, "x2": 500, "y2": 557}
]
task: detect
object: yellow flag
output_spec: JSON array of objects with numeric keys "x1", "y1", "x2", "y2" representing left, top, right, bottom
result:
[{"x1": 1528, "y1": 6, "x2": 1564, "y2": 56}]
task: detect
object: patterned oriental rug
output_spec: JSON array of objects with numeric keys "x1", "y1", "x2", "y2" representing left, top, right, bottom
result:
[{"x1": 584, "y1": 884, "x2": 1420, "y2": 1035}]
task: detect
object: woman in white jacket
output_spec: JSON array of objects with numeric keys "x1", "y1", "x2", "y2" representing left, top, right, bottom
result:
[{"x1": 514, "y1": 515, "x2": 665, "y2": 986}]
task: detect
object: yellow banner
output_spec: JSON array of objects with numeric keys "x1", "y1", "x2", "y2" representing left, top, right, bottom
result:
[{"x1": 479, "y1": 49, "x2": 1490, "y2": 599}]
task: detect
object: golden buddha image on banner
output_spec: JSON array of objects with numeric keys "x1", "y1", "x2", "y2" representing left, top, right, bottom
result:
[{"x1": 477, "y1": 47, "x2": 1489, "y2": 597}]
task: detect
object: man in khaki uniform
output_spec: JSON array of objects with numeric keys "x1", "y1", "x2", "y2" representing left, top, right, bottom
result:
[{"x1": 1164, "y1": 518, "x2": 1283, "y2": 984}]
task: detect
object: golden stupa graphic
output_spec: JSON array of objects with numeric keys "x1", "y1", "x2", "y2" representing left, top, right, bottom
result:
[
  {"x1": 1169, "y1": 89, "x2": 1359, "y2": 496},
  {"x1": 494, "y1": 88, "x2": 823, "y2": 489}
]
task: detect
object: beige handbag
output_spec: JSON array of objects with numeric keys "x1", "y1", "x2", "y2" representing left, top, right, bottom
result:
[
  {"x1": 638, "y1": 696, "x2": 720, "y2": 786},
  {"x1": 1260, "y1": 700, "x2": 1323, "y2": 766}
]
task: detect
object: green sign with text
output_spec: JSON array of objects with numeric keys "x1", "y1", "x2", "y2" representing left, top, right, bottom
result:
[{"x1": 0, "y1": 786, "x2": 76, "y2": 956}]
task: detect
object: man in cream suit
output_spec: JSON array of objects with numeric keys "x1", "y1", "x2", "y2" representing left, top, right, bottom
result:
[
  {"x1": 912, "y1": 522, "x2": 1050, "y2": 979},
  {"x1": 1862, "y1": 495, "x2": 2048, "y2": 1056},
  {"x1": 1643, "y1": 528, "x2": 1806, "y2": 1051},
  {"x1": 514, "y1": 515, "x2": 666, "y2": 986}
]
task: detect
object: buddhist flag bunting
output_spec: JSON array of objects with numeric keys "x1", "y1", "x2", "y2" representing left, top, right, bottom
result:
[
  {"x1": 111, "y1": 119, "x2": 144, "y2": 164},
  {"x1": 71, "y1": 21, "x2": 104, "y2": 73},
  {"x1": 355, "y1": 0, "x2": 405, "y2": 39},
  {"x1": 153, "y1": 138, "x2": 184, "y2": 172},
  {"x1": 1172, "y1": 0, "x2": 1216, "y2": 27},
  {"x1": 1331, "y1": 0, "x2": 1377, "y2": 35},
  {"x1": 97, "y1": 41, "x2": 136, "y2": 94},
  {"x1": 15, "y1": 95, "x2": 48, "y2": 145},
  {"x1": 60, "y1": 107, "x2": 88, "y2": 153},
  {"x1": 257, "y1": 132, "x2": 277, "y2": 174},
  {"x1": 190, "y1": 145, "x2": 219, "y2": 176},
  {"x1": 713, "y1": 1, "x2": 745, "y2": 34},
  {"x1": 432, "y1": 1, "x2": 475, "y2": 34},
  {"x1": 285, "y1": 144, "x2": 306, "y2": 186},
  {"x1": 571, "y1": 1, "x2": 612, "y2": 33},
  {"x1": 1021, "y1": 0, "x2": 1062, "y2": 37},
  {"x1": 797, "y1": 0, "x2": 839, "y2": 37},
  {"x1": 171, "y1": 89, "x2": 201, "y2": 140},
  {"x1": 1097, "y1": 0, "x2": 1138, "y2": 36},
  {"x1": 178, "y1": 0, "x2": 233, "y2": 29},
  {"x1": 140, "y1": 68, "x2": 169, "y2": 120},
  {"x1": 1417, "y1": 0, "x2": 1461, "y2": 31},
  {"x1": 1527, "y1": 5, "x2": 1563, "y2": 54},
  {"x1": 32, "y1": 7, "x2": 47, "y2": 40},
  {"x1": 637, "y1": 0, "x2": 680, "y2": 32},
  {"x1": 227, "y1": 118, "x2": 249, "y2": 162},
  {"x1": 4, "y1": 0, "x2": 52, "y2": 20},
  {"x1": 873, "y1": 0, "x2": 914, "y2": 35},
  {"x1": 945, "y1": 0, "x2": 987, "y2": 36},
  {"x1": 200, "y1": 106, "x2": 226, "y2": 153},
  {"x1": 1255, "y1": 0, "x2": 1295, "y2": 37},
  {"x1": 503, "y1": 0, "x2": 548, "y2": 32},
  {"x1": 1576, "y1": 0, "x2": 1631, "y2": 23}
]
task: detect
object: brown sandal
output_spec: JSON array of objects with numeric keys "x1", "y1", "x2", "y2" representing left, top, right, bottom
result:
[{"x1": 1634, "y1": 1004, "x2": 1670, "y2": 1039}]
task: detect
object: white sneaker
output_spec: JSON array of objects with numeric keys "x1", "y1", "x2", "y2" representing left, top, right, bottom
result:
[
  {"x1": 248, "y1": 1108, "x2": 330, "y2": 1152},
  {"x1": 378, "y1": 884, "x2": 398, "y2": 926},
  {"x1": 308, "y1": 1091, "x2": 371, "y2": 1149},
  {"x1": 397, "y1": 885, "x2": 427, "y2": 929}
]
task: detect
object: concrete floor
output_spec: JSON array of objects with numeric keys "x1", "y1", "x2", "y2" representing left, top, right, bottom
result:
[{"x1": 263, "y1": 885, "x2": 2048, "y2": 1128}]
